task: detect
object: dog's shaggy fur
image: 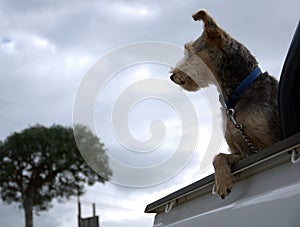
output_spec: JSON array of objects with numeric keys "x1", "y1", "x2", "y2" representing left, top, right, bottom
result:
[{"x1": 170, "y1": 10, "x2": 282, "y2": 199}]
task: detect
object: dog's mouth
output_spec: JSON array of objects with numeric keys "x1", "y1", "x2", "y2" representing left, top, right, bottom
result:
[
  {"x1": 170, "y1": 71, "x2": 200, "y2": 92},
  {"x1": 170, "y1": 73, "x2": 186, "y2": 85}
]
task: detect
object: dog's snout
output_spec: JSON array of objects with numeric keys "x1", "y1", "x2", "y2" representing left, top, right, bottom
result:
[{"x1": 170, "y1": 74, "x2": 174, "y2": 81}]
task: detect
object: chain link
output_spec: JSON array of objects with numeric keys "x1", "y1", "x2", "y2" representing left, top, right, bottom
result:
[
  {"x1": 236, "y1": 124, "x2": 258, "y2": 154},
  {"x1": 227, "y1": 108, "x2": 258, "y2": 156}
]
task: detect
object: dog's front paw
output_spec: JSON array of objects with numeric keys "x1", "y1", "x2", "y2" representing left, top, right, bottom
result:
[
  {"x1": 213, "y1": 153, "x2": 237, "y2": 199},
  {"x1": 214, "y1": 175, "x2": 233, "y2": 199}
]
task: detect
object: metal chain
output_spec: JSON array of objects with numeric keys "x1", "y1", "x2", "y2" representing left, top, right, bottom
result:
[
  {"x1": 236, "y1": 123, "x2": 258, "y2": 154},
  {"x1": 227, "y1": 109, "x2": 258, "y2": 156}
]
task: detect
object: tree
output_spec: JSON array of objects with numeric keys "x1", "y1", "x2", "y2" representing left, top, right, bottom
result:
[{"x1": 0, "y1": 124, "x2": 112, "y2": 227}]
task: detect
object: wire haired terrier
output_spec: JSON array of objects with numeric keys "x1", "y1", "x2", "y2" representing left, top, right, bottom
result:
[{"x1": 170, "y1": 10, "x2": 282, "y2": 199}]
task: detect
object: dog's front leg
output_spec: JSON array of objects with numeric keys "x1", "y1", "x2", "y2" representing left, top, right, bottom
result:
[{"x1": 213, "y1": 153, "x2": 242, "y2": 199}]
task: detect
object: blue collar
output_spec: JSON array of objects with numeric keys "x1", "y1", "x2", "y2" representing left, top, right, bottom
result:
[{"x1": 225, "y1": 66, "x2": 262, "y2": 109}]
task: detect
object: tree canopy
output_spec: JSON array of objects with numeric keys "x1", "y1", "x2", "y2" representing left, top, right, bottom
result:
[{"x1": 0, "y1": 124, "x2": 112, "y2": 227}]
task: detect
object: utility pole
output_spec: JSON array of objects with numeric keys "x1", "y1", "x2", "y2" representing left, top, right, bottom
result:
[{"x1": 78, "y1": 195, "x2": 81, "y2": 227}]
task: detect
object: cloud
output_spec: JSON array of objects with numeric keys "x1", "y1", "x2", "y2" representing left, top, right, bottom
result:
[{"x1": 0, "y1": 202, "x2": 23, "y2": 227}]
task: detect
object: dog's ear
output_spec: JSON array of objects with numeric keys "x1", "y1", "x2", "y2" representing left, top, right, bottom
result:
[{"x1": 192, "y1": 10, "x2": 224, "y2": 47}]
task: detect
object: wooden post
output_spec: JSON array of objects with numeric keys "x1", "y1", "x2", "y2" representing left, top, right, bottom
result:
[{"x1": 93, "y1": 203, "x2": 96, "y2": 217}]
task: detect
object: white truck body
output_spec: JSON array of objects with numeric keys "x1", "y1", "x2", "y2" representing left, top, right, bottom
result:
[{"x1": 145, "y1": 133, "x2": 300, "y2": 227}]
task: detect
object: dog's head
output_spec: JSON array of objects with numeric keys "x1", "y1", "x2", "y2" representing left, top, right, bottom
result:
[
  {"x1": 170, "y1": 10, "x2": 257, "y2": 92},
  {"x1": 170, "y1": 10, "x2": 225, "y2": 91}
]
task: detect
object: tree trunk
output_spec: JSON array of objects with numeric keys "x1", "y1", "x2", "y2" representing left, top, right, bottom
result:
[
  {"x1": 23, "y1": 201, "x2": 33, "y2": 227},
  {"x1": 23, "y1": 189, "x2": 34, "y2": 227}
]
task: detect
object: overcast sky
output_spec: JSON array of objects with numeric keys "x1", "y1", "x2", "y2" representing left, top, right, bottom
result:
[{"x1": 0, "y1": 0, "x2": 299, "y2": 226}]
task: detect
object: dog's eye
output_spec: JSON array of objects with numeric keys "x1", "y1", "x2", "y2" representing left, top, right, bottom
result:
[{"x1": 207, "y1": 21, "x2": 215, "y2": 28}]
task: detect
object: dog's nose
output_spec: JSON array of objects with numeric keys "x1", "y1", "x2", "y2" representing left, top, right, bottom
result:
[{"x1": 170, "y1": 74, "x2": 174, "y2": 81}]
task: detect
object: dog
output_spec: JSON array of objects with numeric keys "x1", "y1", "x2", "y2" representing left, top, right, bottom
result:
[{"x1": 170, "y1": 10, "x2": 282, "y2": 199}]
